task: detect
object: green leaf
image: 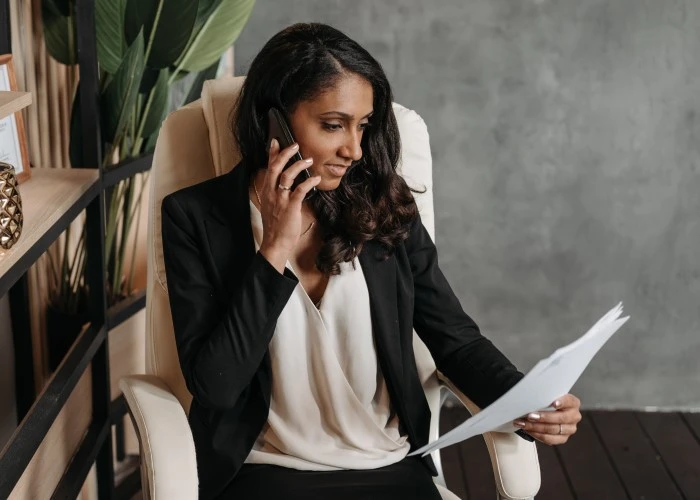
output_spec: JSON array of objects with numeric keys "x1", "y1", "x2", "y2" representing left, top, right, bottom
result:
[
  {"x1": 139, "y1": 67, "x2": 160, "y2": 94},
  {"x1": 148, "y1": 1, "x2": 199, "y2": 68},
  {"x1": 96, "y1": 0, "x2": 127, "y2": 74},
  {"x1": 194, "y1": 0, "x2": 219, "y2": 31},
  {"x1": 42, "y1": 0, "x2": 77, "y2": 65},
  {"x1": 140, "y1": 69, "x2": 170, "y2": 137},
  {"x1": 101, "y1": 30, "x2": 146, "y2": 143},
  {"x1": 123, "y1": 0, "x2": 154, "y2": 47},
  {"x1": 175, "y1": 0, "x2": 255, "y2": 73},
  {"x1": 124, "y1": 0, "x2": 198, "y2": 69},
  {"x1": 183, "y1": 59, "x2": 220, "y2": 106},
  {"x1": 170, "y1": 67, "x2": 191, "y2": 82}
]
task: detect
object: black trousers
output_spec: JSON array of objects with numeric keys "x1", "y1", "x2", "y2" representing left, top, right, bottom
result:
[{"x1": 217, "y1": 456, "x2": 443, "y2": 499}]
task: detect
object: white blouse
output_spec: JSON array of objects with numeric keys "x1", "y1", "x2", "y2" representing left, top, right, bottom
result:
[{"x1": 244, "y1": 200, "x2": 410, "y2": 470}]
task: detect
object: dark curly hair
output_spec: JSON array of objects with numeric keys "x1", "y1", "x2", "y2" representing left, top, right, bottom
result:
[{"x1": 232, "y1": 22, "x2": 425, "y2": 274}]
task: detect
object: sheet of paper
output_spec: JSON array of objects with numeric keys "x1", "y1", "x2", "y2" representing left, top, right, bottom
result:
[{"x1": 409, "y1": 303, "x2": 630, "y2": 457}]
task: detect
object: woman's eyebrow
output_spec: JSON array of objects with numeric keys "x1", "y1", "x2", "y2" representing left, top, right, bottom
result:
[{"x1": 319, "y1": 110, "x2": 374, "y2": 119}]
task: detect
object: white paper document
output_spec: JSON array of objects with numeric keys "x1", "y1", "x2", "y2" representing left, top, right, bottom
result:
[{"x1": 409, "y1": 302, "x2": 630, "y2": 457}]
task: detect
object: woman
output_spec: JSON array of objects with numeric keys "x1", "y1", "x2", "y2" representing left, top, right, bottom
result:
[{"x1": 161, "y1": 22, "x2": 581, "y2": 499}]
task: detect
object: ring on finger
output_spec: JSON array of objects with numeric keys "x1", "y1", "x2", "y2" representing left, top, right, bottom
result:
[{"x1": 278, "y1": 183, "x2": 292, "y2": 191}]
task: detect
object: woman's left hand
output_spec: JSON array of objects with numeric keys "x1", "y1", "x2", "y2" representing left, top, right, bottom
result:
[{"x1": 513, "y1": 393, "x2": 581, "y2": 445}]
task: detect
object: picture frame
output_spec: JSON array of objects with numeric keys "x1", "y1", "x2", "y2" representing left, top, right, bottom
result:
[{"x1": 0, "y1": 54, "x2": 31, "y2": 183}]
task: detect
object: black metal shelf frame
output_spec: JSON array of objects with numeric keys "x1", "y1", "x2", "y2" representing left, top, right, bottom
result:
[
  {"x1": 103, "y1": 153, "x2": 154, "y2": 189},
  {"x1": 107, "y1": 289, "x2": 147, "y2": 331},
  {"x1": 0, "y1": 324, "x2": 107, "y2": 494},
  {"x1": 0, "y1": 0, "x2": 151, "y2": 498}
]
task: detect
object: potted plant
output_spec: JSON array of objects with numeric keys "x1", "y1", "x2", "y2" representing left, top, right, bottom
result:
[{"x1": 42, "y1": 0, "x2": 255, "y2": 368}]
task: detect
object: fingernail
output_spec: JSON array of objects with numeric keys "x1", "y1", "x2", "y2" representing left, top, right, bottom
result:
[
  {"x1": 528, "y1": 413, "x2": 541, "y2": 421},
  {"x1": 553, "y1": 400, "x2": 562, "y2": 408},
  {"x1": 514, "y1": 420, "x2": 526, "y2": 427},
  {"x1": 291, "y1": 143, "x2": 299, "y2": 149},
  {"x1": 304, "y1": 158, "x2": 313, "y2": 163},
  {"x1": 271, "y1": 138, "x2": 278, "y2": 149}
]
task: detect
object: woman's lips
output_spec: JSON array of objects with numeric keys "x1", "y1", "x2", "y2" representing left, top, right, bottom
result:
[{"x1": 326, "y1": 164, "x2": 349, "y2": 176}]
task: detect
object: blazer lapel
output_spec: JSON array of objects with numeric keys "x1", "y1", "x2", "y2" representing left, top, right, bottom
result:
[
  {"x1": 359, "y1": 241, "x2": 405, "y2": 397},
  {"x1": 203, "y1": 163, "x2": 256, "y2": 290},
  {"x1": 202, "y1": 163, "x2": 274, "y2": 408}
]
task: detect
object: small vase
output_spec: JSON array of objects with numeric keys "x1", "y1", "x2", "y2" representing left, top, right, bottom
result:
[{"x1": 0, "y1": 162, "x2": 23, "y2": 250}]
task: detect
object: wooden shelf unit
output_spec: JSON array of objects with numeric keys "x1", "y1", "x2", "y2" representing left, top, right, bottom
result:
[
  {"x1": 1, "y1": 0, "x2": 147, "y2": 498},
  {"x1": 0, "y1": 168, "x2": 99, "y2": 296}
]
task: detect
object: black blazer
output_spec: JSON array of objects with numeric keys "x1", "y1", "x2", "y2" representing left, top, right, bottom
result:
[{"x1": 161, "y1": 163, "x2": 524, "y2": 499}]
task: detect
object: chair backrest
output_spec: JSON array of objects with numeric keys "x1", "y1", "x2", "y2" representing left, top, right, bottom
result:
[{"x1": 146, "y1": 77, "x2": 443, "y2": 451}]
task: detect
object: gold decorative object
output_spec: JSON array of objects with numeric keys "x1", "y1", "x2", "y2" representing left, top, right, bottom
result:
[{"x1": 0, "y1": 161, "x2": 23, "y2": 249}]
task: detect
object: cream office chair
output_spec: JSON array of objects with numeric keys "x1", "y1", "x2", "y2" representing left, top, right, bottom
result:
[{"x1": 120, "y1": 76, "x2": 540, "y2": 500}]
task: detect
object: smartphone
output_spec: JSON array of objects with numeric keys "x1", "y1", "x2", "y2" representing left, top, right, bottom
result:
[{"x1": 267, "y1": 107, "x2": 316, "y2": 197}]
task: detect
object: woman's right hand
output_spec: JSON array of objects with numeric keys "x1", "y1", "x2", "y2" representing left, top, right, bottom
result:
[{"x1": 257, "y1": 139, "x2": 321, "y2": 272}]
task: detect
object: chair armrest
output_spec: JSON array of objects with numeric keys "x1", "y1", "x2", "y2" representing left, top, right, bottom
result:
[
  {"x1": 437, "y1": 372, "x2": 541, "y2": 500},
  {"x1": 119, "y1": 375, "x2": 198, "y2": 500}
]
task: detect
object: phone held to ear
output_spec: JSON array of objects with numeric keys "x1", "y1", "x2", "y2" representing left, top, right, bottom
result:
[{"x1": 267, "y1": 107, "x2": 316, "y2": 198}]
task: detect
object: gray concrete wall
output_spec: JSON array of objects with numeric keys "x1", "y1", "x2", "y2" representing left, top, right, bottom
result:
[{"x1": 235, "y1": 0, "x2": 700, "y2": 410}]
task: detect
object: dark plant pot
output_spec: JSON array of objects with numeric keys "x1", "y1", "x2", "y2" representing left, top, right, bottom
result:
[{"x1": 47, "y1": 305, "x2": 89, "y2": 371}]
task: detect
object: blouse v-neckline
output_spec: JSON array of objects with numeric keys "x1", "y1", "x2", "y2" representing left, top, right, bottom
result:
[{"x1": 249, "y1": 199, "x2": 329, "y2": 311}]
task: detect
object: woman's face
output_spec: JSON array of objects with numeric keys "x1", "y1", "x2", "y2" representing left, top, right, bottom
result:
[{"x1": 289, "y1": 72, "x2": 374, "y2": 191}]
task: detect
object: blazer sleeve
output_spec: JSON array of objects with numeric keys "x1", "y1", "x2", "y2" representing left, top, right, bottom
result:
[
  {"x1": 406, "y1": 213, "x2": 524, "y2": 409},
  {"x1": 161, "y1": 193, "x2": 299, "y2": 410}
]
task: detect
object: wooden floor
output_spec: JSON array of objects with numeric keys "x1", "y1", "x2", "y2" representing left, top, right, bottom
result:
[{"x1": 440, "y1": 407, "x2": 700, "y2": 500}]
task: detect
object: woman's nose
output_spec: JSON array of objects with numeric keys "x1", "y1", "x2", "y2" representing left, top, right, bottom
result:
[{"x1": 340, "y1": 131, "x2": 363, "y2": 161}]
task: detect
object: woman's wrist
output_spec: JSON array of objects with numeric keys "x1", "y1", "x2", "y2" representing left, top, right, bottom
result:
[{"x1": 259, "y1": 244, "x2": 289, "y2": 274}]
